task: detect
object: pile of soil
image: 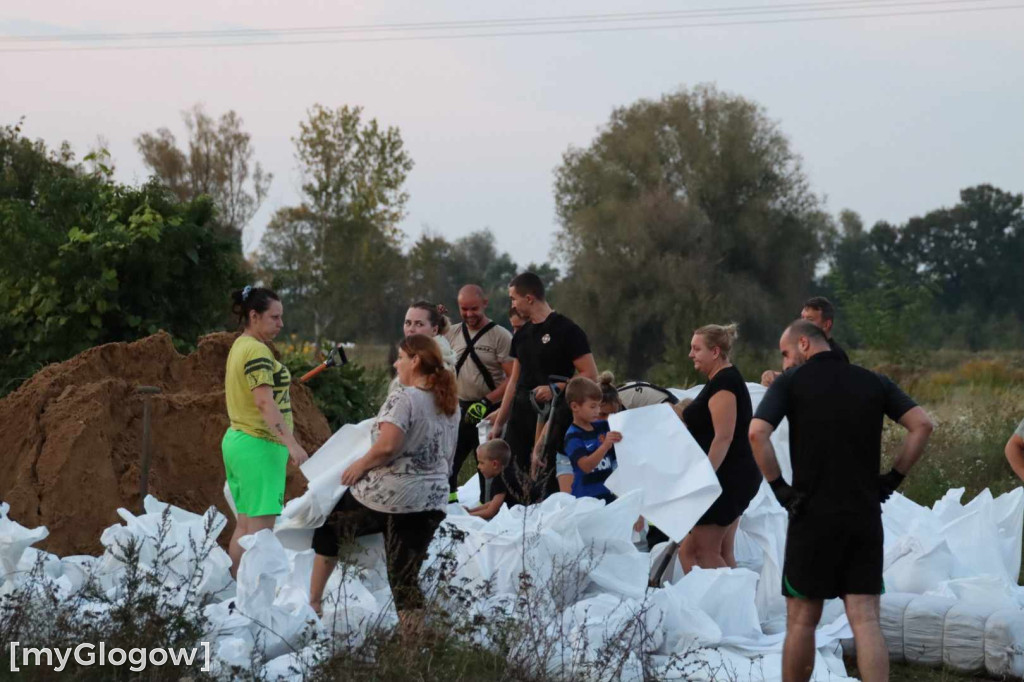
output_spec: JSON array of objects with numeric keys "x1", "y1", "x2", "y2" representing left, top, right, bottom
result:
[{"x1": 0, "y1": 332, "x2": 332, "y2": 556}]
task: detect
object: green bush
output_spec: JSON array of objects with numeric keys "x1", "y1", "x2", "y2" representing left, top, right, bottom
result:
[{"x1": 283, "y1": 355, "x2": 385, "y2": 430}]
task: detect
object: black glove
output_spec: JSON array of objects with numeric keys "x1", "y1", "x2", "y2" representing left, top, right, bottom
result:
[
  {"x1": 879, "y1": 468, "x2": 906, "y2": 502},
  {"x1": 769, "y1": 476, "x2": 806, "y2": 518}
]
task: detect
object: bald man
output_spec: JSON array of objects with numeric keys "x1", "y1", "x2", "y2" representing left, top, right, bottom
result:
[
  {"x1": 749, "y1": 319, "x2": 933, "y2": 682},
  {"x1": 444, "y1": 285, "x2": 514, "y2": 501}
]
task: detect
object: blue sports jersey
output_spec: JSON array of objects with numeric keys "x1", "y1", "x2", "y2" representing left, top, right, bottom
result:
[{"x1": 564, "y1": 420, "x2": 617, "y2": 501}]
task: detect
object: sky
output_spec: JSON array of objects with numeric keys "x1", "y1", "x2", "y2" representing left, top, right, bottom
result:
[{"x1": 2, "y1": 1, "x2": 1022, "y2": 269}]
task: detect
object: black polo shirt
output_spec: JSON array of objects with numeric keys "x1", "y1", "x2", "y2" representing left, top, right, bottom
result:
[
  {"x1": 510, "y1": 312, "x2": 590, "y2": 390},
  {"x1": 754, "y1": 351, "x2": 916, "y2": 517},
  {"x1": 827, "y1": 337, "x2": 850, "y2": 363}
]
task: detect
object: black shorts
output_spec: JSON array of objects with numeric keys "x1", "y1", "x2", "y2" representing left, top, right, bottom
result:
[
  {"x1": 782, "y1": 512, "x2": 883, "y2": 600},
  {"x1": 695, "y1": 455, "x2": 761, "y2": 527},
  {"x1": 312, "y1": 490, "x2": 445, "y2": 611}
]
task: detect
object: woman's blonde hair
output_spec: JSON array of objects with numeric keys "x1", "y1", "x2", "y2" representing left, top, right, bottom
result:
[
  {"x1": 399, "y1": 334, "x2": 458, "y2": 416},
  {"x1": 694, "y1": 323, "x2": 740, "y2": 358}
]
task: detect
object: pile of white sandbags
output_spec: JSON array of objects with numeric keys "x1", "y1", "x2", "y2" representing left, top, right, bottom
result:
[{"x1": 4, "y1": 378, "x2": 1024, "y2": 681}]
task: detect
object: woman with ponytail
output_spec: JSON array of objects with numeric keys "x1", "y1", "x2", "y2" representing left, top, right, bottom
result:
[
  {"x1": 223, "y1": 285, "x2": 308, "y2": 577},
  {"x1": 309, "y1": 334, "x2": 459, "y2": 635}
]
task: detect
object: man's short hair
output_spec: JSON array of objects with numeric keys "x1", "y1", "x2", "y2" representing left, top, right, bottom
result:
[
  {"x1": 785, "y1": 318, "x2": 828, "y2": 344},
  {"x1": 803, "y1": 296, "x2": 835, "y2": 322},
  {"x1": 509, "y1": 272, "x2": 545, "y2": 301},
  {"x1": 565, "y1": 376, "x2": 602, "y2": 406},
  {"x1": 477, "y1": 439, "x2": 511, "y2": 467}
]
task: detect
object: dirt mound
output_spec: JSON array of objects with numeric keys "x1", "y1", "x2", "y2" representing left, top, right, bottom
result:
[{"x1": 0, "y1": 332, "x2": 332, "y2": 556}]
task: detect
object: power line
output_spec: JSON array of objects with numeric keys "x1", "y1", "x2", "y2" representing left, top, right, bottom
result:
[
  {"x1": 1, "y1": 2, "x2": 1019, "y2": 53},
  {"x1": 0, "y1": 0, "x2": 1002, "y2": 43}
]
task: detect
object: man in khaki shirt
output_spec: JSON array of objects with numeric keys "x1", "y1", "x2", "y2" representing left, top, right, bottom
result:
[{"x1": 444, "y1": 284, "x2": 514, "y2": 500}]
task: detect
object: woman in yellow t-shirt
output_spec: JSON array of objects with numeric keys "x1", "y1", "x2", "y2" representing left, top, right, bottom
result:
[{"x1": 223, "y1": 285, "x2": 309, "y2": 577}]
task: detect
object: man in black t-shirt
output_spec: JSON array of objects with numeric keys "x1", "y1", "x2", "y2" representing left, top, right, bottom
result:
[
  {"x1": 748, "y1": 319, "x2": 933, "y2": 682},
  {"x1": 488, "y1": 272, "x2": 597, "y2": 506},
  {"x1": 761, "y1": 296, "x2": 849, "y2": 386}
]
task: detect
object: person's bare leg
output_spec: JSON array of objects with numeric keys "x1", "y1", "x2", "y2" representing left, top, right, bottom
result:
[
  {"x1": 228, "y1": 514, "x2": 249, "y2": 579},
  {"x1": 844, "y1": 594, "x2": 888, "y2": 682},
  {"x1": 722, "y1": 519, "x2": 740, "y2": 568},
  {"x1": 678, "y1": 534, "x2": 698, "y2": 573},
  {"x1": 783, "y1": 597, "x2": 823, "y2": 682},
  {"x1": 691, "y1": 524, "x2": 729, "y2": 569},
  {"x1": 309, "y1": 555, "x2": 338, "y2": 616},
  {"x1": 232, "y1": 515, "x2": 275, "y2": 577}
]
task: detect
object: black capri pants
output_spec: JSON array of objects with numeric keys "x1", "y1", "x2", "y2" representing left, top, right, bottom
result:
[{"x1": 312, "y1": 490, "x2": 445, "y2": 611}]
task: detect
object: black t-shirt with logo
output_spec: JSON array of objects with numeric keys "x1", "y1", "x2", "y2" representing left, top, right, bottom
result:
[
  {"x1": 510, "y1": 312, "x2": 591, "y2": 390},
  {"x1": 754, "y1": 351, "x2": 917, "y2": 517}
]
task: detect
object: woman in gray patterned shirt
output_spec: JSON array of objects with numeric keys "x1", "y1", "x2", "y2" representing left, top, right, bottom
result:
[{"x1": 309, "y1": 334, "x2": 460, "y2": 636}]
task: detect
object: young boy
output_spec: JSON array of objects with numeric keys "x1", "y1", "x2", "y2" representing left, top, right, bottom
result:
[
  {"x1": 465, "y1": 439, "x2": 511, "y2": 520},
  {"x1": 564, "y1": 376, "x2": 623, "y2": 503}
]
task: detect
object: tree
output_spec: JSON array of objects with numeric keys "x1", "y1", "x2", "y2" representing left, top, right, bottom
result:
[
  {"x1": 822, "y1": 185, "x2": 1024, "y2": 350},
  {"x1": 553, "y1": 85, "x2": 828, "y2": 378},
  {"x1": 260, "y1": 104, "x2": 414, "y2": 343},
  {"x1": 405, "y1": 228, "x2": 520, "y2": 318},
  {"x1": 0, "y1": 122, "x2": 245, "y2": 392},
  {"x1": 135, "y1": 104, "x2": 271, "y2": 246}
]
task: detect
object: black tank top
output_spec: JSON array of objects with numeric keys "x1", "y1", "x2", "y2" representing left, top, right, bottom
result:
[{"x1": 682, "y1": 365, "x2": 756, "y2": 476}]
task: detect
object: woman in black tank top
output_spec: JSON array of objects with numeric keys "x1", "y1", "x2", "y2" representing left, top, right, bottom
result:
[{"x1": 679, "y1": 324, "x2": 762, "y2": 572}]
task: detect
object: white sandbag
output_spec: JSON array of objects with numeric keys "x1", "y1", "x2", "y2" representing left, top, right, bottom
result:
[
  {"x1": 984, "y1": 607, "x2": 1024, "y2": 678},
  {"x1": 902, "y1": 594, "x2": 956, "y2": 667},
  {"x1": 274, "y1": 420, "x2": 374, "y2": 551},
  {"x1": 0, "y1": 501, "x2": 49, "y2": 589},
  {"x1": 942, "y1": 600, "x2": 995, "y2": 673},
  {"x1": 227, "y1": 530, "x2": 320, "y2": 660},
  {"x1": 878, "y1": 592, "x2": 917, "y2": 662},
  {"x1": 261, "y1": 644, "x2": 326, "y2": 682},
  {"x1": 734, "y1": 488, "x2": 788, "y2": 632},
  {"x1": 98, "y1": 496, "x2": 233, "y2": 602},
  {"x1": 673, "y1": 568, "x2": 764, "y2": 644},
  {"x1": 606, "y1": 404, "x2": 721, "y2": 542},
  {"x1": 648, "y1": 583, "x2": 723, "y2": 652},
  {"x1": 883, "y1": 534, "x2": 956, "y2": 594}
]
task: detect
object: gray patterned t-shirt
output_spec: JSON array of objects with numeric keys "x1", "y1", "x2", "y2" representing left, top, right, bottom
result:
[
  {"x1": 1016, "y1": 418, "x2": 1024, "y2": 439},
  {"x1": 350, "y1": 386, "x2": 459, "y2": 514}
]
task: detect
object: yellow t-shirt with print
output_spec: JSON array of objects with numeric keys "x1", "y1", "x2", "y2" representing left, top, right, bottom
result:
[{"x1": 225, "y1": 335, "x2": 293, "y2": 442}]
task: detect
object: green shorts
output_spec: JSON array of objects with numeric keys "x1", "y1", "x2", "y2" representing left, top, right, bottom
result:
[{"x1": 222, "y1": 428, "x2": 288, "y2": 517}]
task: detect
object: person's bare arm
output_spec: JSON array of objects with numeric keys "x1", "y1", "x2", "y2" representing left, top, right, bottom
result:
[
  {"x1": 485, "y1": 360, "x2": 516, "y2": 405},
  {"x1": 253, "y1": 385, "x2": 308, "y2": 466},
  {"x1": 748, "y1": 418, "x2": 782, "y2": 482},
  {"x1": 889, "y1": 406, "x2": 934, "y2": 475},
  {"x1": 468, "y1": 493, "x2": 506, "y2": 520},
  {"x1": 1005, "y1": 433, "x2": 1024, "y2": 481},
  {"x1": 489, "y1": 360, "x2": 520, "y2": 439},
  {"x1": 341, "y1": 422, "x2": 405, "y2": 486},
  {"x1": 574, "y1": 353, "x2": 598, "y2": 382},
  {"x1": 707, "y1": 391, "x2": 737, "y2": 471},
  {"x1": 575, "y1": 432, "x2": 622, "y2": 473},
  {"x1": 534, "y1": 353, "x2": 600, "y2": 403}
]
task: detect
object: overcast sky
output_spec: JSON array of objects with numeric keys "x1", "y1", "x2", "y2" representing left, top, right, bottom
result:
[{"x1": 3, "y1": 1, "x2": 1022, "y2": 268}]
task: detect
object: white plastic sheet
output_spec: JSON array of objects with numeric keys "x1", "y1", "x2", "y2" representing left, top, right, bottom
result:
[{"x1": 605, "y1": 404, "x2": 721, "y2": 542}]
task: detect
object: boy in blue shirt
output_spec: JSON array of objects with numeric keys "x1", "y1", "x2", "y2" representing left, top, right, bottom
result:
[{"x1": 563, "y1": 376, "x2": 623, "y2": 503}]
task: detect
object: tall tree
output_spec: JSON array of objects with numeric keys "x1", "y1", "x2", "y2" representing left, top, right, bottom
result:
[
  {"x1": 135, "y1": 104, "x2": 271, "y2": 246},
  {"x1": 0, "y1": 122, "x2": 244, "y2": 392},
  {"x1": 260, "y1": 104, "x2": 413, "y2": 342},
  {"x1": 553, "y1": 85, "x2": 828, "y2": 378}
]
